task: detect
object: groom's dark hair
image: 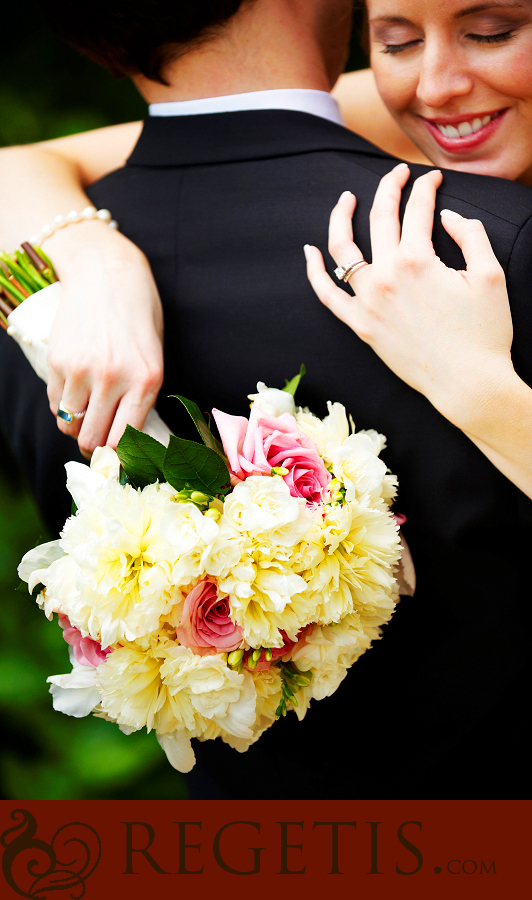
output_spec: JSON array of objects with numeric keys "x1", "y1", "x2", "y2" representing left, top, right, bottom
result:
[{"x1": 39, "y1": 1, "x2": 256, "y2": 83}]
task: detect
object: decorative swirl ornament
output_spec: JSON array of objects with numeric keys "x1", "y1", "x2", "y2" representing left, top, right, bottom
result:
[{"x1": 1, "y1": 809, "x2": 101, "y2": 898}]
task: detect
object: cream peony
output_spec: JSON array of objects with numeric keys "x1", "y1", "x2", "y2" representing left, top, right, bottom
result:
[
  {"x1": 221, "y1": 475, "x2": 313, "y2": 545},
  {"x1": 225, "y1": 558, "x2": 313, "y2": 647},
  {"x1": 44, "y1": 481, "x2": 193, "y2": 647},
  {"x1": 96, "y1": 638, "x2": 256, "y2": 748}
]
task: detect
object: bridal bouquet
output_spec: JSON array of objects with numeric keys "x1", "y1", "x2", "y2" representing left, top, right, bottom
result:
[{"x1": 18, "y1": 372, "x2": 408, "y2": 772}]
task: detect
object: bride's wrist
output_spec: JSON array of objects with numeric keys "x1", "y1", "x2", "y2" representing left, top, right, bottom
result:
[
  {"x1": 438, "y1": 359, "x2": 526, "y2": 439},
  {"x1": 42, "y1": 219, "x2": 146, "y2": 278}
]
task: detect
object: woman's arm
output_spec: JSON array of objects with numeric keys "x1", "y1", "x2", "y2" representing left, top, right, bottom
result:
[
  {"x1": 304, "y1": 166, "x2": 532, "y2": 500},
  {"x1": 0, "y1": 122, "x2": 164, "y2": 457},
  {"x1": 333, "y1": 70, "x2": 431, "y2": 165}
]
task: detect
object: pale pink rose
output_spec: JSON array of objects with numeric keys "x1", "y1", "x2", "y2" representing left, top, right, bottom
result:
[
  {"x1": 58, "y1": 613, "x2": 109, "y2": 668},
  {"x1": 175, "y1": 579, "x2": 243, "y2": 655},
  {"x1": 212, "y1": 408, "x2": 330, "y2": 505}
]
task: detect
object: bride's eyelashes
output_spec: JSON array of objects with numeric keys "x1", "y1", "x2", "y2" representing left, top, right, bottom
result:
[
  {"x1": 467, "y1": 29, "x2": 517, "y2": 44},
  {"x1": 380, "y1": 29, "x2": 517, "y2": 55},
  {"x1": 381, "y1": 39, "x2": 421, "y2": 55}
]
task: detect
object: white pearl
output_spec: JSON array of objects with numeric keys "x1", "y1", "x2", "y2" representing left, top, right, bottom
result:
[
  {"x1": 82, "y1": 206, "x2": 97, "y2": 218},
  {"x1": 53, "y1": 214, "x2": 64, "y2": 225},
  {"x1": 97, "y1": 208, "x2": 111, "y2": 222},
  {"x1": 29, "y1": 235, "x2": 39, "y2": 245},
  {"x1": 108, "y1": 220, "x2": 119, "y2": 230},
  {"x1": 67, "y1": 210, "x2": 80, "y2": 222},
  {"x1": 41, "y1": 224, "x2": 52, "y2": 235}
]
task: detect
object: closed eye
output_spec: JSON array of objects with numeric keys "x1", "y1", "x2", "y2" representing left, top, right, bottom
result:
[
  {"x1": 381, "y1": 39, "x2": 423, "y2": 55},
  {"x1": 467, "y1": 29, "x2": 516, "y2": 43}
]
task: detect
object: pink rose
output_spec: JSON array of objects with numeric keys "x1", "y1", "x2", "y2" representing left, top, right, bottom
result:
[
  {"x1": 58, "y1": 614, "x2": 109, "y2": 667},
  {"x1": 175, "y1": 579, "x2": 243, "y2": 656},
  {"x1": 212, "y1": 408, "x2": 330, "y2": 505}
]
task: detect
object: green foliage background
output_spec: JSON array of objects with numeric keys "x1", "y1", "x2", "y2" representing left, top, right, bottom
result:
[{"x1": 0, "y1": 3, "x2": 367, "y2": 800}]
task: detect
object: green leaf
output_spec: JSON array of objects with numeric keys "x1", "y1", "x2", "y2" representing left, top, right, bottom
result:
[
  {"x1": 170, "y1": 395, "x2": 226, "y2": 458},
  {"x1": 163, "y1": 435, "x2": 230, "y2": 496},
  {"x1": 116, "y1": 424, "x2": 166, "y2": 488},
  {"x1": 283, "y1": 363, "x2": 306, "y2": 397}
]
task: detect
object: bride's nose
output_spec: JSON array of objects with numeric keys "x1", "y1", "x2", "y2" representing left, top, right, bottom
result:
[{"x1": 416, "y1": 40, "x2": 474, "y2": 108}]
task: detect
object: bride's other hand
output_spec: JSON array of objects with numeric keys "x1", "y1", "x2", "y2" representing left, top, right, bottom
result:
[
  {"x1": 304, "y1": 164, "x2": 514, "y2": 433},
  {"x1": 306, "y1": 165, "x2": 532, "y2": 500},
  {"x1": 46, "y1": 223, "x2": 164, "y2": 458}
]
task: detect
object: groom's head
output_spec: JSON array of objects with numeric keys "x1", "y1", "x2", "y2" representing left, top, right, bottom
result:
[{"x1": 40, "y1": 0, "x2": 353, "y2": 90}]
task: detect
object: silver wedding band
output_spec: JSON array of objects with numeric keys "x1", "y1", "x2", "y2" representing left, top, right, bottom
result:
[
  {"x1": 334, "y1": 258, "x2": 368, "y2": 282},
  {"x1": 57, "y1": 400, "x2": 87, "y2": 425}
]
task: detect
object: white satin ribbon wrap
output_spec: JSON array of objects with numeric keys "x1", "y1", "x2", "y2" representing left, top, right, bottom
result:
[{"x1": 6, "y1": 282, "x2": 172, "y2": 445}]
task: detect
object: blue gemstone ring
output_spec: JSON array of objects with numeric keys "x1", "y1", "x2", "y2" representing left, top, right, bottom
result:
[{"x1": 57, "y1": 400, "x2": 86, "y2": 424}]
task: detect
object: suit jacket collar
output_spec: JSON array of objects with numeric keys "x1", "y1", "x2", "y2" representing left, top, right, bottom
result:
[{"x1": 127, "y1": 108, "x2": 393, "y2": 168}]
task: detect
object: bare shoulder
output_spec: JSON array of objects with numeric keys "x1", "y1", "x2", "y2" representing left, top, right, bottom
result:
[{"x1": 332, "y1": 70, "x2": 430, "y2": 165}]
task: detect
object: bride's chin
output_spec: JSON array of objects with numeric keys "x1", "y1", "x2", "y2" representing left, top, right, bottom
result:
[{"x1": 410, "y1": 138, "x2": 523, "y2": 182}]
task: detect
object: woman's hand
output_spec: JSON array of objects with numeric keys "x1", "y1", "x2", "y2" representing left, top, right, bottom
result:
[
  {"x1": 46, "y1": 222, "x2": 164, "y2": 458},
  {"x1": 305, "y1": 163, "x2": 514, "y2": 433},
  {"x1": 305, "y1": 164, "x2": 532, "y2": 500}
]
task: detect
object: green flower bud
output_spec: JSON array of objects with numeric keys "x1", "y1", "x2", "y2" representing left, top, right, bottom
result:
[
  {"x1": 264, "y1": 648, "x2": 273, "y2": 661},
  {"x1": 204, "y1": 508, "x2": 221, "y2": 521},
  {"x1": 252, "y1": 649, "x2": 262, "y2": 662},
  {"x1": 190, "y1": 491, "x2": 210, "y2": 504},
  {"x1": 329, "y1": 478, "x2": 341, "y2": 492},
  {"x1": 247, "y1": 654, "x2": 259, "y2": 670},
  {"x1": 270, "y1": 466, "x2": 289, "y2": 477},
  {"x1": 227, "y1": 649, "x2": 244, "y2": 667},
  {"x1": 174, "y1": 490, "x2": 191, "y2": 502}
]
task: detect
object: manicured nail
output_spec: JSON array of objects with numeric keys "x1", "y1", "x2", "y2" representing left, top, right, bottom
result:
[
  {"x1": 440, "y1": 209, "x2": 462, "y2": 220},
  {"x1": 392, "y1": 162, "x2": 409, "y2": 171},
  {"x1": 339, "y1": 191, "x2": 353, "y2": 201},
  {"x1": 303, "y1": 244, "x2": 312, "y2": 259}
]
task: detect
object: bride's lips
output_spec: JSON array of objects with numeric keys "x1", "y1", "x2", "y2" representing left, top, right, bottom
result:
[{"x1": 422, "y1": 109, "x2": 508, "y2": 154}]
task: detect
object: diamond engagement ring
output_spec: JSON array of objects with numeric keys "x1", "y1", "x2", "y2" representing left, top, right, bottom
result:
[
  {"x1": 57, "y1": 401, "x2": 87, "y2": 424},
  {"x1": 334, "y1": 258, "x2": 368, "y2": 282}
]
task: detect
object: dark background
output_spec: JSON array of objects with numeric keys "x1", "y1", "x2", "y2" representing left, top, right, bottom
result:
[{"x1": 0, "y1": 2, "x2": 367, "y2": 801}]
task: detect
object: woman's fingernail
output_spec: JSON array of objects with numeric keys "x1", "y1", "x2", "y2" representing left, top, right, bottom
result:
[
  {"x1": 339, "y1": 191, "x2": 353, "y2": 201},
  {"x1": 392, "y1": 162, "x2": 409, "y2": 171},
  {"x1": 440, "y1": 209, "x2": 462, "y2": 220},
  {"x1": 303, "y1": 244, "x2": 312, "y2": 259}
]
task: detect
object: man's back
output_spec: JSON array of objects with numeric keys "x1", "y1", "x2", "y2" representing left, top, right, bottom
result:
[{"x1": 85, "y1": 109, "x2": 532, "y2": 798}]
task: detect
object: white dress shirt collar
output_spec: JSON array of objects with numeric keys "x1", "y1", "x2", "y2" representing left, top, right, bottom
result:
[{"x1": 149, "y1": 88, "x2": 344, "y2": 126}]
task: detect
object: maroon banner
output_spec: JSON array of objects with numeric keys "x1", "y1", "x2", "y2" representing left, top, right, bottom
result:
[{"x1": 1, "y1": 800, "x2": 527, "y2": 899}]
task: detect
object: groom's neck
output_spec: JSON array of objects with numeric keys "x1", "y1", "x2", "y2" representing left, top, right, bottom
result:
[{"x1": 133, "y1": 0, "x2": 351, "y2": 103}]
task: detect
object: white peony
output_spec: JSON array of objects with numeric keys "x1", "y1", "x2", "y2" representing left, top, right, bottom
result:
[{"x1": 248, "y1": 382, "x2": 296, "y2": 417}]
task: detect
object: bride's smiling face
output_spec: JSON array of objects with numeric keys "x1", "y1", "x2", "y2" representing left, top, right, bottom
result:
[{"x1": 367, "y1": 0, "x2": 532, "y2": 183}]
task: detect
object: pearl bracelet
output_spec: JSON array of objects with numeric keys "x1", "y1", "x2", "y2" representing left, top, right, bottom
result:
[{"x1": 30, "y1": 206, "x2": 119, "y2": 246}]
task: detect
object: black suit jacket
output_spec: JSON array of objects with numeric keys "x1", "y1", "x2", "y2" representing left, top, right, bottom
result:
[{"x1": 2, "y1": 110, "x2": 532, "y2": 798}]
